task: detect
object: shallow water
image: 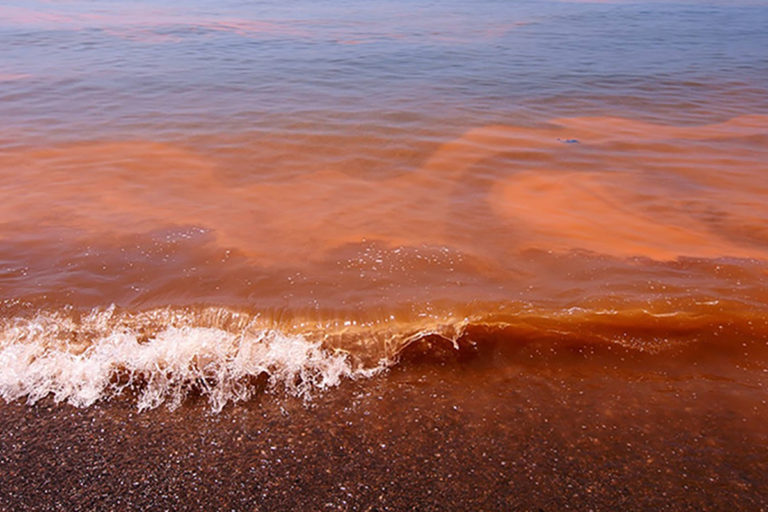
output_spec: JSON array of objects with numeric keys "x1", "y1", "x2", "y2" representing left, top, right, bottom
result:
[{"x1": 1, "y1": 0, "x2": 768, "y2": 410}]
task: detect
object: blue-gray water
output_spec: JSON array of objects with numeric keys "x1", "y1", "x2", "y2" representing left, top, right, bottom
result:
[{"x1": 2, "y1": 0, "x2": 767, "y2": 147}]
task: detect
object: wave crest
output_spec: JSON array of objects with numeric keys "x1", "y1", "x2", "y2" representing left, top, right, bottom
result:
[
  {"x1": 2, "y1": 302, "x2": 766, "y2": 411},
  {"x1": 0, "y1": 309, "x2": 381, "y2": 412}
]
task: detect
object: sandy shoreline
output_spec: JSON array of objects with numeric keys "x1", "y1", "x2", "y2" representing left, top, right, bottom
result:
[{"x1": 2, "y1": 354, "x2": 766, "y2": 511}]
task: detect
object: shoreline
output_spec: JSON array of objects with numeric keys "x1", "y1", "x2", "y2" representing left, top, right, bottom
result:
[{"x1": 2, "y1": 358, "x2": 766, "y2": 511}]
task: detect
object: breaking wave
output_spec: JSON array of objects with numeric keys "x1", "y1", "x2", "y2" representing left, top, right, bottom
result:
[
  {"x1": 1, "y1": 302, "x2": 766, "y2": 412},
  {"x1": 0, "y1": 307, "x2": 384, "y2": 412}
]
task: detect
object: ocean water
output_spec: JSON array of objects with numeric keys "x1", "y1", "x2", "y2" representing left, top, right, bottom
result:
[{"x1": 1, "y1": 0, "x2": 768, "y2": 411}]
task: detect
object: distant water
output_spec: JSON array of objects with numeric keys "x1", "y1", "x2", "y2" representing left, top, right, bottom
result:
[{"x1": 1, "y1": 0, "x2": 767, "y2": 410}]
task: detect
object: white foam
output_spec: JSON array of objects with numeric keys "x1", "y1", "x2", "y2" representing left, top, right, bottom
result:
[{"x1": 0, "y1": 309, "x2": 383, "y2": 412}]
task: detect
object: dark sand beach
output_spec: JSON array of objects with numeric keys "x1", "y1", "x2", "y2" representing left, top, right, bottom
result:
[{"x1": 3, "y1": 336, "x2": 767, "y2": 511}]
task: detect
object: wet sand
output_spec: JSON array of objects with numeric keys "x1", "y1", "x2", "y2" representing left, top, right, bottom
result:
[{"x1": 2, "y1": 343, "x2": 766, "y2": 511}]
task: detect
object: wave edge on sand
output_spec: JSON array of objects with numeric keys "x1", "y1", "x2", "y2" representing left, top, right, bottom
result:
[{"x1": 1, "y1": 303, "x2": 765, "y2": 411}]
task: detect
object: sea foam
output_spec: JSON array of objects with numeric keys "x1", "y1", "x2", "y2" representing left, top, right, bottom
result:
[{"x1": 0, "y1": 308, "x2": 381, "y2": 412}]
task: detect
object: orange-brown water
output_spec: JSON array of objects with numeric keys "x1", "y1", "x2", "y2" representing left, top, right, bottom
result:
[
  {"x1": 4, "y1": 114, "x2": 767, "y2": 297},
  {"x1": 1, "y1": 0, "x2": 768, "y2": 410},
  {"x1": 2, "y1": 114, "x2": 767, "y2": 410}
]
